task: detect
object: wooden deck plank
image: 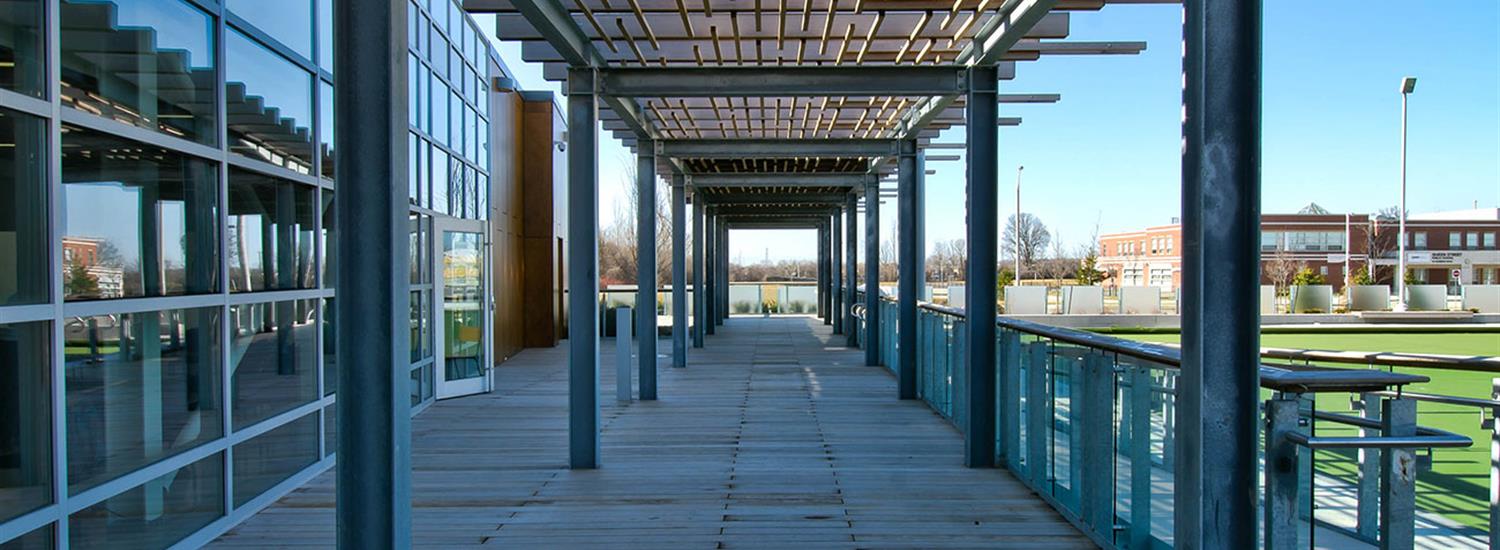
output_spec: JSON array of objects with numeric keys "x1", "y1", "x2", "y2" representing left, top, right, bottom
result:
[{"x1": 210, "y1": 316, "x2": 1089, "y2": 549}]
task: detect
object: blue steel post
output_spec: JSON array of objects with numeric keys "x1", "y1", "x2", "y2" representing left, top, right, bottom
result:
[
  {"x1": 845, "y1": 194, "x2": 859, "y2": 347},
  {"x1": 705, "y1": 209, "x2": 716, "y2": 335},
  {"x1": 692, "y1": 196, "x2": 705, "y2": 347},
  {"x1": 820, "y1": 224, "x2": 830, "y2": 324},
  {"x1": 334, "y1": 0, "x2": 411, "y2": 545},
  {"x1": 963, "y1": 65, "x2": 999, "y2": 468},
  {"x1": 897, "y1": 139, "x2": 922, "y2": 399},
  {"x1": 636, "y1": 141, "x2": 657, "y2": 400},
  {"x1": 1176, "y1": 0, "x2": 1261, "y2": 544},
  {"x1": 832, "y1": 212, "x2": 843, "y2": 334},
  {"x1": 566, "y1": 69, "x2": 601, "y2": 469},
  {"x1": 718, "y1": 224, "x2": 729, "y2": 324},
  {"x1": 864, "y1": 182, "x2": 880, "y2": 367},
  {"x1": 672, "y1": 174, "x2": 688, "y2": 367}
]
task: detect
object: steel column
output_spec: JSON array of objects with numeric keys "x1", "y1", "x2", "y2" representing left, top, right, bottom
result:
[
  {"x1": 334, "y1": 1, "x2": 411, "y2": 546},
  {"x1": 897, "y1": 139, "x2": 923, "y2": 400},
  {"x1": 820, "y1": 224, "x2": 831, "y2": 324},
  {"x1": 1176, "y1": 0, "x2": 1262, "y2": 543},
  {"x1": 963, "y1": 65, "x2": 999, "y2": 468},
  {"x1": 705, "y1": 210, "x2": 716, "y2": 335},
  {"x1": 845, "y1": 194, "x2": 859, "y2": 347},
  {"x1": 832, "y1": 212, "x2": 843, "y2": 335},
  {"x1": 636, "y1": 141, "x2": 658, "y2": 400},
  {"x1": 565, "y1": 69, "x2": 602, "y2": 469},
  {"x1": 719, "y1": 224, "x2": 729, "y2": 324},
  {"x1": 692, "y1": 197, "x2": 705, "y2": 347},
  {"x1": 864, "y1": 184, "x2": 880, "y2": 367},
  {"x1": 672, "y1": 175, "x2": 688, "y2": 367}
]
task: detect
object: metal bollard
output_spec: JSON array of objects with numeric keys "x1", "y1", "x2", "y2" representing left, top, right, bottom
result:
[{"x1": 616, "y1": 307, "x2": 632, "y2": 404}]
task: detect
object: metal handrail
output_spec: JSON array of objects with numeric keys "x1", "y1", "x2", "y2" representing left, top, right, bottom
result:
[{"x1": 1306, "y1": 410, "x2": 1472, "y2": 449}]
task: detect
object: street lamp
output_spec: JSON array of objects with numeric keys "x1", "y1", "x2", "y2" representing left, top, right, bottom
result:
[
  {"x1": 1396, "y1": 76, "x2": 1416, "y2": 311},
  {"x1": 1015, "y1": 165, "x2": 1024, "y2": 286}
]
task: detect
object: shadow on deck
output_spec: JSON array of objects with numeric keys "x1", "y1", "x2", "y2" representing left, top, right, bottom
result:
[{"x1": 211, "y1": 316, "x2": 1088, "y2": 548}]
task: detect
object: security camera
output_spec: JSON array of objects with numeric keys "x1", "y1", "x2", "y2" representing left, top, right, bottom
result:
[{"x1": 555, "y1": 141, "x2": 566, "y2": 152}]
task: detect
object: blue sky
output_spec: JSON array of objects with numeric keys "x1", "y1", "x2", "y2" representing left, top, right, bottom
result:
[{"x1": 480, "y1": 1, "x2": 1499, "y2": 262}]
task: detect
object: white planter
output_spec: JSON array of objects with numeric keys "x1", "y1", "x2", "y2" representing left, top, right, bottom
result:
[
  {"x1": 1407, "y1": 285, "x2": 1449, "y2": 311},
  {"x1": 1347, "y1": 285, "x2": 1391, "y2": 312},
  {"x1": 1290, "y1": 285, "x2": 1333, "y2": 313},
  {"x1": 1119, "y1": 286, "x2": 1162, "y2": 314}
]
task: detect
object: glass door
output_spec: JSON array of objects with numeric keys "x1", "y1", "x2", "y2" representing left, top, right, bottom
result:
[{"x1": 434, "y1": 218, "x2": 490, "y2": 398}]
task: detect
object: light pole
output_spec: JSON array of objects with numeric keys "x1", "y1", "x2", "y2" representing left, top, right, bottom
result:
[
  {"x1": 1396, "y1": 76, "x2": 1416, "y2": 311},
  {"x1": 1014, "y1": 165, "x2": 1024, "y2": 286}
]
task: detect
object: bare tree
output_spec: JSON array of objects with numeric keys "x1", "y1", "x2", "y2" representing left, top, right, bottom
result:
[
  {"x1": 1001, "y1": 213, "x2": 1051, "y2": 274},
  {"x1": 926, "y1": 238, "x2": 967, "y2": 282},
  {"x1": 598, "y1": 154, "x2": 679, "y2": 287},
  {"x1": 1264, "y1": 248, "x2": 1303, "y2": 294}
]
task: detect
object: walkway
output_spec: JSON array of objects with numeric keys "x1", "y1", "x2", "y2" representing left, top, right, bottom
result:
[{"x1": 210, "y1": 316, "x2": 1088, "y2": 548}]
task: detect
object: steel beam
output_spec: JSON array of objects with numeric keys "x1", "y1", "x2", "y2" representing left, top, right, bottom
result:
[
  {"x1": 896, "y1": 139, "x2": 924, "y2": 400},
  {"x1": 1175, "y1": 0, "x2": 1261, "y2": 545},
  {"x1": 845, "y1": 195, "x2": 859, "y2": 347},
  {"x1": 963, "y1": 65, "x2": 999, "y2": 468},
  {"x1": 672, "y1": 175, "x2": 687, "y2": 368},
  {"x1": 566, "y1": 69, "x2": 601, "y2": 469},
  {"x1": 334, "y1": 0, "x2": 411, "y2": 545},
  {"x1": 660, "y1": 139, "x2": 901, "y2": 159},
  {"x1": 709, "y1": 206, "x2": 840, "y2": 217},
  {"x1": 688, "y1": 173, "x2": 871, "y2": 188},
  {"x1": 637, "y1": 140, "x2": 658, "y2": 400},
  {"x1": 692, "y1": 195, "x2": 705, "y2": 348},
  {"x1": 699, "y1": 193, "x2": 853, "y2": 206},
  {"x1": 599, "y1": 66, "x2": 968, "y2": 97},
  {"x1": 863, "y1": 184, "x2": 880, "y2": 367}
]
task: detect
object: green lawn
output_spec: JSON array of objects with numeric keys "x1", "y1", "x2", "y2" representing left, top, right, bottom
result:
[{"x1": 1121, "y1": 332, "x2": 1500, "y2": 531}]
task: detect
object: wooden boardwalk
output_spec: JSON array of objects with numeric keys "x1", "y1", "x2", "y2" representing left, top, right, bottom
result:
[{"x1": 210, "y1": 316, "x2": 1089, "y2": 548}]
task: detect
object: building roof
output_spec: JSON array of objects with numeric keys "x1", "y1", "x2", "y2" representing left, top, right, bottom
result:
[{"x1": 1408, "y1": 207, "x2": 1500, "y2": 222}]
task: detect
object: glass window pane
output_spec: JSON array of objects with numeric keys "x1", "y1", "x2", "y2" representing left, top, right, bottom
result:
[
  {"x1": 232, "y1": 413, "x2": 318, "y2": 507},
  {"x1": 60, "y1": 0, "x2": 216, "y2": 144},
  {"x1": 408, "y1": 133, "x2": 421, "y2": 205},
  {"x1": 0, "y1": 107, "x2": 48, "y2": 305},
  {"x1": 321, "y1": 190, "x2": 334, "y2": 287},
  {"x1": 68, "y1": 452, "x2": 223, "y2": 548},
  {"x1": 231, "y1": 300, "x2": 319, "y2": 429},
  {"x1": 0, "y1": 0, "x2": 43, "y2": 98},
  {"x1": 408, "y1": 366, "x2": 420, "y2": 407},
  {"x1": 0, "y1": 321, "x2": 51, "y2": 523},
  {"x1": 318, "y1": 0, "x2": 333, "y2": 70},
  {"x1": 319, "y1": 81, "x2": 334, "y2": 181},
  {"x1": 431, "y1": 148, "x2": 448, "y2": 214},
  {"x1": 64, "y1": 308, "x2": 223, "y2": 493},
  {"x1": 408, "y1": 54, "x2": 421, "y2": 129},
  {"x1": 408, "y1": 214, "x2": 421, "y2": 284},
  {"x1": 408, "y1": 290, "x2": 422, "y2": 363},
  {"x1": 227, "y1": 29, "x2": 315, "y2": 174},
  {"x1": 227, "y1": 169, "x2": 317, "y2": 293},
  {"x1": 322, "y1": 298, "x2": 335, "y2": 396},
  {"x1": 0, "y1": 523, "x2": 52, "y2": 549},
  {"x1": 322, "y1": 405, "x2": 335, "y2": 457},
  {"x1": 62, "y1": 125, "x2": 220, "y2": 301},
  {"x1": 228, "y1": 0, "x2": 313, "y2": 59}
]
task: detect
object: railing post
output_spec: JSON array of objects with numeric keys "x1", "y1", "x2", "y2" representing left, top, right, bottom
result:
[
  {"x1": 1068, "y1": 355, "x2": 1083, "y2": 506},
  {"x1": 616, "y1": 306, "x2": 632, "y2": 404},
  {"x1": 1264, "y1": 394, "x2": 1299, "y2": 550},
  {"x1": 1357, "y1": 392, "x2": 1381, "y2": 540},
  {"x1": 1026, "y1": 341, "x2": 1049, "y2": 488},
  {"x1": 1080, "y1": 352, "x2": 1114, "y2": 538},
  {"x1": 1490, "y1": 379, "x2": 1500, "y2": 550},
  {"x1": 1001, "y1": 330, "x2": 1022, "y2": 470},
  {"x1": 1297, "y1": 394, "x2": 1314, "y2": 521},
  {"x1": 1380, "y1": 397, "x2": 1417, "y2": 550}
]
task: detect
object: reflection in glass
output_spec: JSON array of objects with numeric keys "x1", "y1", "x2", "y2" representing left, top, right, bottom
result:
[
  {"x1": 64, "y1": 308, "x2": 222, "y2": 493},
  {"x1": 61, "y1": 125, "x2": 219, "y2": 300},
  {"x1": 431, "y1": 148, "x2": 448, "y2": 215},
  {"x1": 59, "y1": 0, "x2": 216, "y2": 144},
  {"x1": 408, "y1": 290, "x2": 424, "y2": 363},
  {"x1": 318, "y1": 0, "x2": 332, "y2": 70},
  {"x1": 227, "y1": 0, "x2": 313, "y2": 59},
  {"x1": 408, "y1": 367, "x2": 420, "y2": 407},
  {"x1": 0, "y1": 107, "x2": 48, "y2": 305},
  {"x1": 232, "y1": 413, "x2": 317, "y2": 507},
  {"x1": 443, "y1": 231, "x2": 484, "y2": 381},
  {"x1": 0, "y1": 0, "x2": 44, "y2": 97},
  {"x1": 226, "y1": 29, "x2": 314, "y2": 174},
  {"x1": 319, "y1": 81, "x2": 334, "y2": 180},
  {"x1": 227, "y1": 169, "x2": 316, "y2": 293},
  {"x1": 0, "y1": 321, "x2": 50, "y2": 523},
  {"x1": 322, "y1": 405, "x2": 335, "y2": 457},
  {"x1": 408, "y1": 132, "x2": 422, "y2": 206},
  {"x1": 321, "y1": 191, "x2": 334, "y2": 287},
  {"x1": 68, "y1": 452, "x2": 223, "y2": 548},
  {"x1": 231, "y1": 301, "x2": 319, "y2": 430}
]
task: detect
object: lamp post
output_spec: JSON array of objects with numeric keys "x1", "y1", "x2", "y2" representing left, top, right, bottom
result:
[{"x1": 1396, "y1": 76, "x2": 1416, "y2": 311}]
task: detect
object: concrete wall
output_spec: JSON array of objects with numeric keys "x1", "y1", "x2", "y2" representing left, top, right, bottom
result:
[{"x1": 1464, "y1": 285, "x2": 1500, "y2": 313}]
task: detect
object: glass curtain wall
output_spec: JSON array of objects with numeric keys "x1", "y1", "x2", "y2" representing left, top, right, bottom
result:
[{"x1": 0, "y1": 0, "x2": 493, "y2": 547}]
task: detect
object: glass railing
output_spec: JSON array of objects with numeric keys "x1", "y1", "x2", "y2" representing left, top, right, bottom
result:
[{"x1": 852, "y1": 293, "x2": 1483, "y2": 549}]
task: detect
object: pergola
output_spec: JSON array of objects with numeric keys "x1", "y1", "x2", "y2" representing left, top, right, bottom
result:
[{"x1": 333, "y1": 0, "x2": 1262, "y2": 547}]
